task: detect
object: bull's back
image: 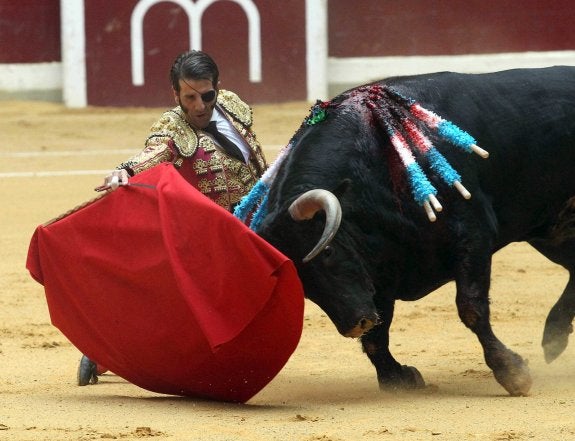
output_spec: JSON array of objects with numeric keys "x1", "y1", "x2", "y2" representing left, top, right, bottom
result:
[{"x1": 390, "y1": 66, "x2": 575, "y2": 243}]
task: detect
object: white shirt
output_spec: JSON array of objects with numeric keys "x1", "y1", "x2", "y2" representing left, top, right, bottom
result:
[{"x1": 209, "y1": 107, "x2": 251, "y2": 163}]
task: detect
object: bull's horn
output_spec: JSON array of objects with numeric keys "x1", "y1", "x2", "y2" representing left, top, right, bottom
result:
[{"x1": 289, "y1": 189, "x2": 342, "y2": 262}]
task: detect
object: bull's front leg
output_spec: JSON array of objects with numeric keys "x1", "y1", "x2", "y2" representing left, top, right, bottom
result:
[
  {"x1": 361, "y1": 299, "x2": 425, "y2": 390},
  {"x1": 455, "y1": 253, "x2": 532, "y2": 396}
]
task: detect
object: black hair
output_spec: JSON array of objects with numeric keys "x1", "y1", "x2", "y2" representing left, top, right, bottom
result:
[{"x1": 170, "y1": 50, "x2": 219, "y2": 92}]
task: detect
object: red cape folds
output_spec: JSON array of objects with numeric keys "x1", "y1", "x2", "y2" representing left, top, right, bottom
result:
[{"x1": 26, "y1": 163, "x2": 304, "y2": 403}]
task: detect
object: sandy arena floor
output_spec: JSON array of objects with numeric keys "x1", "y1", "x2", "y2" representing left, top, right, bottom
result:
[{"x1": 1, "y1": 100, "x2": 574, "y2": 441}]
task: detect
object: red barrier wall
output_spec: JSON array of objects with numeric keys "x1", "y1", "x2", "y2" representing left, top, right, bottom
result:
[
  {"x1": 329, "y1": 0, "x2": 575, "y2": 57},
  {"x1": 1, "y1": 1, "x2": 574, "y2": 105},
  {"x1": 83, "y1": 0, "x2": 307, "y2": 106},
  {"x1": 0, "y1": 0, "x2": 60, "y2": 63}
]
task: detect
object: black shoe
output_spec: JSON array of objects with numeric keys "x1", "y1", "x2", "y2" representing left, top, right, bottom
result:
[{"x1": 77, "y1": 355, "x2": 99, "y2": 386}]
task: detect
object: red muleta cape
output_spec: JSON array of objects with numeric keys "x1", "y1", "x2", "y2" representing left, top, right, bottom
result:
[{"x1": 26, "y1": 163, "x2": 304, "y2": 403}]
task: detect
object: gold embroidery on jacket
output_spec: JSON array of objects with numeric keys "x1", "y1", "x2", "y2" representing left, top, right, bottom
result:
[
  {"x1": 116, "y1": 90, "x2": 267, "y2": 211},
  {"x1": 199, "y1": 136, "x2": 216, "y2": 153},
  {"x1": 197, "y1": 178, "x2": 211, "y2": 194},
  {"x1": 118, "y1": 135, "x2": 174, "y2": 174},
  {"x1": 142, "y1": 108, "x2": 199, "y2": 158},
  {"x1": 207, "y1": 155, "x2": 223, "y2": 172},
  {"x1": 213, "y1": 175, "x2": 227, "y2": 193},
  {"x1": 218, "y1": 90, "x2": 252, "y2": 126},
  {"x1": 193, "y1": 158, "x2": 208, "y2": 175}
]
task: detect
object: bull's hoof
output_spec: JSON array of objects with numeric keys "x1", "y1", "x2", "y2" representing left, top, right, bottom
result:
[
  {"x1": 542, "y1": 322, "x2": 573, "y2": 363},
  {"x1": 493, "y1": 359, "x2": 532, "y2": 397},
  {"x1": 378, "y1": 365, "x2": 425, "y2": 391}
]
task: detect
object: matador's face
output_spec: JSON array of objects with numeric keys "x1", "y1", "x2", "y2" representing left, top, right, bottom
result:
[{"x1": 174, "y1": 77, "x2": 218, "y2": 130}]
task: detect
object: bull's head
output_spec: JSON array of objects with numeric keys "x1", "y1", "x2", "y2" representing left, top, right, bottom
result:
[{"x1": 261, "y1": 186, "x2": 380, "y2": 338}]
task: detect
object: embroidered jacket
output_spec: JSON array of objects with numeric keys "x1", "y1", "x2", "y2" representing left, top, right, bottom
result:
[{"x1": 117, "y1": 90, "x2": 267, "y2": 212}]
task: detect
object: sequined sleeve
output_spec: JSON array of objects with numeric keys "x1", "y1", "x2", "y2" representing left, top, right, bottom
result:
[
  {"x1": 116, "y1": 109, "x2": 189, "y2": 175},
  {"x1": 116, "y1": 136, "x2": 176, "y2": 176}
]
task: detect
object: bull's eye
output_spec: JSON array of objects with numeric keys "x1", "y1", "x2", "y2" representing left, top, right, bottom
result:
[{"x1": 322, "y1": 245, "x2": 334, "y2": 258}]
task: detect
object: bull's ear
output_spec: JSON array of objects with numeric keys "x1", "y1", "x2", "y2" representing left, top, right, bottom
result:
[{"x1": 332, "y1": 179, "x2": 352, "y2": 200}]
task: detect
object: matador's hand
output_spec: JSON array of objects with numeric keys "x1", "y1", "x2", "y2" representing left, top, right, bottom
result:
[{"x1": 94, "y1": 169, "x2": 130, "y2": 192}]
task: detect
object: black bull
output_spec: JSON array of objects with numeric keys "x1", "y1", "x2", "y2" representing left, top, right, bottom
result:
[{"x1": 258, "y1": 66, "x2": 575, "y2": 396}]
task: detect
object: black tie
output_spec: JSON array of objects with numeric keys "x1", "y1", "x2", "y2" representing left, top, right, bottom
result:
[{"x1": 204, "y1": 122, "x2": 245, "y2": 162}]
